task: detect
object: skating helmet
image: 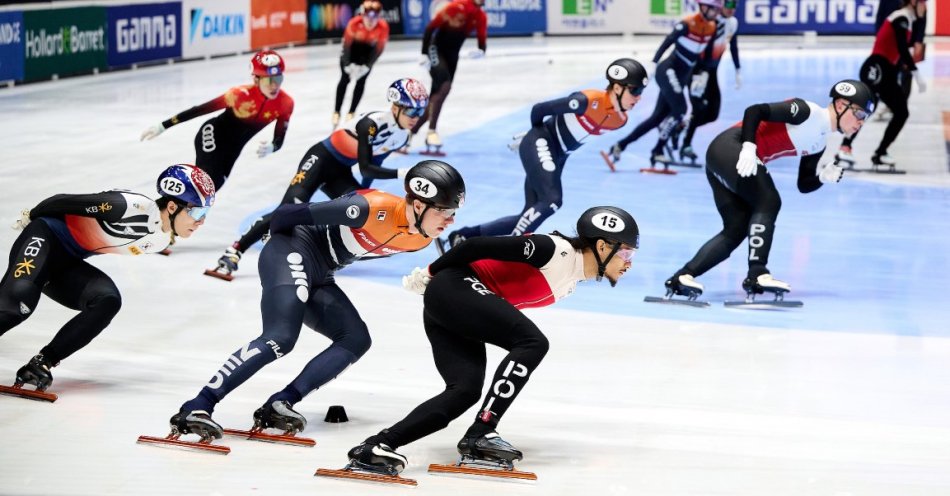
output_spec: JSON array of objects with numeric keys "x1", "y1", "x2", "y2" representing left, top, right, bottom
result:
[
  {"x1": 156, "y1": 164, "x2": 216, "y2": 208},
  {"x1": 696, "y1": 0, "x2": 723, "y2": 7},
  {"x1": 723, "y1": 0, "x2": 738, "y2": 9},
  {"x1": 361, "y1": 0, "x2": 382, "y2": 16},
  {"x1": 405, "y1": 160, "x2": 465, "y2": 209},
  {"x1": 829, "y1": 79, "x2": 877, "y2": 117},
  {"x1": 251, "y1": 50, "x2": 285, "y2": 77},
  {"x1": 388, "y1": 78, "x2": 429, "y2": 111},
  {"x1": 577, "y1": 206, "x2": 639, "y2": 249},
  {"x1": 606, "y1": 58, "x2": 649, "y2": 95}
]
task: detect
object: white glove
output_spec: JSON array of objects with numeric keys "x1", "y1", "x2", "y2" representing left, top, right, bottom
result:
[
  {"x1": 257, "y1": 141, "x2": 275, "y2": 158},
  {"x1": 817, "y1": 161, "x2": 844, "y2": 184},
  {"x1": 690, "y1": 71, "x2": 709, "y2": 97},
  {"x1": 397, "y1": 168, "x2": 409, "y2": 180},
  {"x1": 418, "y1": 53, "x2": 431, "y2": 71},
  {"x1": 140, "y1": 123, "x2": 165, "y2": 141},
  {"x1": 912, "y1": 70, "x2": 926, "y2": 93},
  {"x1": 734, "y1": 68, "x2": 742, "y2": 90},
  {"x1": 344, "y1": 63, "x2": 358, "y2": 76},
  {"x1": 467, "y1": 48, "x2": 485, "y2": 59},
  {"x1": 12, "y1": 209, "x2": 30, "y2": 231},
  {"x1": 508, "y1": 131, "x2": 527, "y2": 151},
  {"x1": 353, "y1": 64, "x2": 370, "y2": 79},
  {"x1": 402, "y1": 266, "x2": 432, "y2": 295},
  {"x1": 736, "y1": 142, "x2": 760, "y2": 177}
]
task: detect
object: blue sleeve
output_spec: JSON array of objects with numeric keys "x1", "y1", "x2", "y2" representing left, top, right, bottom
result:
[
  {"x1": 654, "y1": 22, "x2": 684, "y2": 63},
  {"x1": 530, "y1": 92, "x2": 588, "y2": 128},
  {"x1": 270, "y1": 193, "x2": 371, "y2": 233}
]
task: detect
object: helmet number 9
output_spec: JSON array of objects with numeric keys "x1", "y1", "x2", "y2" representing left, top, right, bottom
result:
[{"x1": 160, "y1": 177, "x2": 185, "y2": 195}]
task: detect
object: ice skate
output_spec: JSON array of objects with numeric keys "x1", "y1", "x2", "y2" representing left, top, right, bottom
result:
[
  {"x1": 203, "y1": 246, "x2": 242, "y2": 281},
  {"x1": 137, "y1": 409, "x2": 230, "y2": 454},
  {"x1": 725, "y1": 274, "x2": 802, "y2": 308},
  {"x1": 834, "y1": 147, "x2": 856, "y2": 169},
  {"x1": 315, "y1": 442, "x2": 417, "y2": 486},
  {"x1": 599, "y1": 143, "x2": 622, "y2": 172},
  {"x1": 0, "y1": 354, "x2": 59, "y2": 402},
  {"x1": 640, "y1": 147, "x2": 676, "y2": 175},
  {"x1": 331, "y1": 112, "x2": 340, "y2": 129},
  {"x1": 679, "y1": 145, "x2": 698, "y2": 164},
  {"x1": 420, "y1": 130, "x2": 446, "y2": 157},
  {"x1": 644, "y1": 274, "x2": 709, "y2": 307},
  {"x1": 429, "y1": 431, "x2": 537, "y2": 480},
  {"x1": 345, "y1": 112, "x2": 355, "y2": 122},
  {"x1": 222, "y1": 400, "x2": 315, "y2": 447},
  {"x1": 870, "y1": 153, "x2": 905, "y2": 174}
]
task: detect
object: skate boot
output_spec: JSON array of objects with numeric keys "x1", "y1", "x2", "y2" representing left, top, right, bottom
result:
[
  {"x1": 346, "y1": 112, "x2": 355, "y2": 122},
  {"x1": 347, "y1": 441, "x2": 408, "y2": 475},
  {"x1": 742, "y1": 273, "x2": 791, "y2": 295},
  {"x1": 607, "y1": 143, "x2": 622, "y2": 163},
  {"x1": 253, "y1": 400, "x2": 307, "y2": 434},
  {"x1": 206, "y1": 246, "x2": 242, "y2": 281},
  {"x1": 170, "y1": 409, "x2": 224, "y2": 441},
  {"x1": 649, "y1": 146, "x2": 672, "y2": 168},
  {"x1": 422, "y1": 130, "x2": 445, "y2": 156},
  {"x1": 331, "y1": 112, "x2": 340, "y2": 129},
  {"x1": 457, "y1": 431, "x2": 523, "y2": 466},
  {"x1": 448, "y1": 231, "x2": 466, "y2": 249},
  {"x1": 871, "y1": 152, "x2": 897, "y2": 171},
  {"x1": 664, "y1": 273, "x2": 704, "y2": 299},
  {"x1": 834, "y1": 147, "x2": 855, "y2": 168},
  {"x1": 680, "y1": 145, "x2": 698, "y2": 164},
  {"x1": 14, "y1": 354, "x2": 57, "y2": 391}
]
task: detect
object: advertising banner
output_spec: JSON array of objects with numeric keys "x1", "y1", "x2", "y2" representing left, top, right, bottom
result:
[
  {"x1": 546, "y1": 0, "x2": 636, "y2": 35},
  {"x1": 23, "y1": 7, "x2": 107, "y2": 81},
  {"x1": 0, "y1": 11, "x2": 25, "y2": 82},
  {"x1": 737, "y1": 0, "x2": 877, "y2": 35},
  {"x1": 182, "y1": 0, "x2": 250, "y2": 58},
  {"x1": 307, "y1": 0, "x2": 403, "y2": 40},
  {"x1": 251, "y1": 0, "x2": 308, "y2": 49},
  {"x1": 937, "y1": 0, "x2": 948, "y2": 36},
  {"x1": 636, "y1": 0, "x2": 700, "y2": 35},
  {"x1": 107, "y1": 2, "x2": 182, "y2": 68}
]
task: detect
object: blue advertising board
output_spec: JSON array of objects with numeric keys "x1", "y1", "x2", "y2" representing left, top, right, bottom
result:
[
  {"x1": 0, "y1": 11, "x2": 25, "y2": 82},
  {"x1": 737, "y1": 0, "x2": 878, "y2": 35},
  {"x1": 402, "y1": 0, "x2": 544, "y2": 37},
  {"x1": 107, "y1": 2, "x2": 182, "y2": 67}
]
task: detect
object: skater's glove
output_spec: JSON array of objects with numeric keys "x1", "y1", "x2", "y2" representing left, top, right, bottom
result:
[
  {"x1": 354, "y1": 64, "x2": 370, "y2": 79},
  {"x1": 734, "y1": 68, "x2": 742, "y2": 90},
  {"x1": 467, "y1": 48, "x2": 485, "y2": 59},
  {"x1": 397, "y1": 167, "x2": 409, "y2": 180},
  {"x1": 418, "y1": 54, "x2": 431, "y2": 71},
  {"x1": 817, "y1": 161, "x2": 844, "y2": 184},
  {"x1": 912, "y1": 70, "x2": 926, "y2": 93},
  {"x1": 12, "y1": 209, "x2": 31, "y2": 231},
  {"x1": 736, "y1": 142, "x2": 759, "y2": 177},
  {"x1": 140, "y1": 123, "x2": 165, "y2": 141},
  {"x1": 402, "y1": 266, "x2": 432, "y2": 295},
  {"x1": 508, "y1": 131, "x2": 526, "y2": 151},
  {"x1": 257, "y1": 141, "x2": 275, "y2": 158},
  {"x1": 344, "y1": 63, "x2": 358, "y2": 76}
]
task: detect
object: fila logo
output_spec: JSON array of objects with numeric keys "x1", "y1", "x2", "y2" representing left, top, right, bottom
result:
[
  {"x1": 206, "y1": 343, "x2": 262, "y2": 389},
  {"x1": 377, "y1": 210, "x2": 386, "y2": 221}
]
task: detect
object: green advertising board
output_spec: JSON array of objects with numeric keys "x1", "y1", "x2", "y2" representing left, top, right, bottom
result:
[{"x1": 24, "y1": 7, "x2": 107, "y2": 81}]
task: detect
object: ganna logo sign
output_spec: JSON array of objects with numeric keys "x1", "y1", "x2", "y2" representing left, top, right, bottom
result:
[{"x1": 744, "y1": 0, "x2": 876, "y2": 24}]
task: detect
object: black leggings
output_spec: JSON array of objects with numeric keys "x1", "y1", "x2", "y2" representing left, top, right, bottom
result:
[
  {"x1": 679, "y1": 128, "x2": 782, "y2": 279},
  {"x1": 0, "y1": 221, "x2": 121, "y2": 364},
  {"x1": 682, "y1": 69, "x2": 722, "y2": 148},
  {"x1": 235, "y1": 142, "x2": 359, "y2": 252},
  {"x1": 617, "y1": 58, "x2": 690, "y2": 152},
  {"x1": 334, "y1": 57, "x2": 373, "y2": 114},
  {"x1": 841, "y1": 55, "x2": 909, "y2": 155},
  {"x1": 376, "y1": 266, "x2": 550, "y2": 449}
]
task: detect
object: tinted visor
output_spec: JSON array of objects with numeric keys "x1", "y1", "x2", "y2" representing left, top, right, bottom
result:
[
  {"x1": 185, "y1": 206, "x2": 210, "y2": 221},
  {"x1": 401, "y1": 106, "x2": 426, "y2": 118},
  {"x1": 259, "y1": 74, "x2": 284, "y2": 86}
]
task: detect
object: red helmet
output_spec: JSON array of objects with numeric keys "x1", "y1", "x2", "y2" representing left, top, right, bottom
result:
[
  {"x1": 362, "y1": 1, "x2": 382, "y2": 15},
  {"x1": 251, "y1": 50, "x2": 285, "y2": 77}
]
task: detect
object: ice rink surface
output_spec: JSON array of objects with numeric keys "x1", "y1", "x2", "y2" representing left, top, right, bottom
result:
[{"x1": 1, "y1": 35, "x2": 949, "y2": 495}]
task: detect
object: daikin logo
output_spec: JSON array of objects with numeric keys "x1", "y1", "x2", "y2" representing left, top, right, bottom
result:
[{"x1": 189, "y1": 8, "x2": 244, "y2": 42}]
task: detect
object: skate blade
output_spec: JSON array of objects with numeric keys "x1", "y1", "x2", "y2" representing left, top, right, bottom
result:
[
  {"x1": 158, "y1": 249, "x2": 172, "y2": 256},
  {"x1": 315, "y1": 467, "x2": 417, "y2": 486},
  {"x1": 0, "y1": 384, "x2": 58, "y2": 402},
  {"x1": 419, "y1": 150, "x2": 446, "y2": 157},
  {"x1": 643, "y1": 296, "x2": 709, "y2": 308},
  {"x1": 429, "y1": 463, "x2": 537, "y2": 481},
  {"x1": 669, "y1": 161, "x2": 703, "y2": 169},
  {"x1": 223, "y1": 428, "x2": 315, "y2": 447},
  {"x1": 599, "y1": 150, "x2": 617, "y2": 172},
  {"x1": 848, "y1": 167, "x2": 906, "y2": 175},
  {"x1": 136, "y1": 434, "x2": 230, "y2": 454},
  {"x1": 724, "y1": 300, "x2": 803, "y2": 309},
  {"x1": 203, "y1": 269, "x2": 234, "y2": 281},
  {"x1": 639, "y1": 167, "x2": 677, "y2": 175}
]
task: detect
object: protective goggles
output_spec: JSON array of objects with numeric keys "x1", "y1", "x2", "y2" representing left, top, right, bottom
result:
[
  {"x1": 615, "y1": 245, "x2": 637, "y2": 263},
  {"x1": 625, "y1": 84, "x2": 645, "y2": 97},
  {"x1": 849, "y1": 105, "x2": 870, "y2": 121},
  {"x1": 400, "y1": 106, "x2": 426, "y2": 118},
  {"x1": 259, "y1": 74, "x2": 284, "y2": 86},
  {"x1": 185, "y1": 205, "x2": 210, "y2": 221},
  {"x1": 430, "y1": 206, "x2": 457, "y2": 218}
]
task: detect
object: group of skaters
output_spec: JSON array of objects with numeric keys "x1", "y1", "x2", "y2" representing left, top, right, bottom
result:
[{"x1": 0, "y1": 0, "x2": 929, "y2": 481}]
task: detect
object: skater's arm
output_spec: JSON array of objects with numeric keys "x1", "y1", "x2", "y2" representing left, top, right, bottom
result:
[
  {"x1": 653, "y1": 23, "x2": 683, "y2": 63},
  {"x1": 421, "y1": 12, "x2": 446, "y2": 55},
  {"x1": 428, "y1": 235, "x2": 557, "y2": 274},
  {"x1": 530, "y1": 92, "x2": 588, "y2": 127},
  {"x1": 355, "y1": 116, "x2": 398, "y2": 180},
  {"x1": 796, "y1": 153, "x2": 823, "y2": 193},
  {"x1": 730, "y1": 33, "x2": 741, "y2": 70},
  {"x1": 740, "y1": 98, "x2": 810, "y2": 143},
  {"x1": 370, "y1": 21, "x2": 390, "y2": 64},
  {"x1": 892, "y1": 16, "x2": 917, "y2": 71},
  {"x1": 161, "y1": 94, "x2": 228, "y2": 129},
  {"x1": 270, "y1": 97, "x2": 293, "y2": 153},
  {"x1": 475, "y1": 10, "x2": 487, "y2": 52},
  {"x1": 30, "y1": 192, "x2": 129, "y2": 222},
  {"x1": 270, "y1": 194, "x2": 370, "y2": 233}
]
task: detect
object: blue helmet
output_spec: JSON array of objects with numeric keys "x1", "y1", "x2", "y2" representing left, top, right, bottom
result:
[
  {"x1": 387, "y1": 78, "x2": 429, "y2": 110},
  {"x1": 156, "y1": 164, "x2": 216, "y2": 207}
]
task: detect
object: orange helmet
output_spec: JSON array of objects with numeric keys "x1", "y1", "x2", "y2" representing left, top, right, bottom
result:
[{"x1": 250, "y1": 50, "x2": 284, "y2": 77}]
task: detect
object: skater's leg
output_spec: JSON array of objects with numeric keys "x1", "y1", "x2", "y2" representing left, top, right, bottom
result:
[
  {"x1": 0, "y1": 222, "x2": 59, "y2": 336},
  {"x1": 40, "y1": 262, "x2": 121, "y2": 363},
  {"x1": 334, "y1": 59, "x2": 351, "y2": 114},
  {"x1": 349, "y1": 70, "x2": 370, "y2": 114},
  {"x1": 875, "y1": 77, "x2": 909, "y2": 157}
]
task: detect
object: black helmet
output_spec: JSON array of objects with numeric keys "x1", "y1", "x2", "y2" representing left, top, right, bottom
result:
[
  {"x1": 577, "y1": 206, "x2": 639, "y2": 249},
  {"x1": 404, "y1": 160, "x2": 465, "y2": 209},
  {"x1": 829, "y1": 79, "x2": 877, "y2": 115},
  {"x1": 606, "y1": 58, "x2": 649, "y2": 92}
]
